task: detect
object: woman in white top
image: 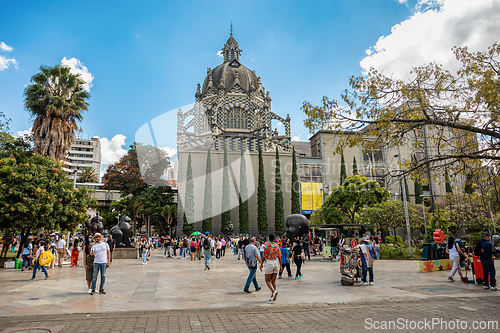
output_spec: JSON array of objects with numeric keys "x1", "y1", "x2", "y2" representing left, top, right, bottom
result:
[{"x1": 446, "y1": 236, "x2": 468, "y2": 282}]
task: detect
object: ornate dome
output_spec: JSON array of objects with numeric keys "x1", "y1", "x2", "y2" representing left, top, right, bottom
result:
[{"x1": 201, "y1": 33, "x2": 259, "y2": 98}]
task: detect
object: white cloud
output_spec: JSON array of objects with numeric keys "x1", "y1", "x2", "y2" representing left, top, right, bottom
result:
[
  {"x1": 61, "y1": 57, "x2": 94, "y2": 92},
  {"x1": 291, "y1": 135, "x2": 301, "y2": 141},
  {"x1": 0, "y1": 55, "x2": 18, "y2": 71},
  {"x1": 217, "y1": 50, "x2": 223, "y2": 58},
  {"x1": 99, "y1": 134, "x2": 127, "y2": 165},
  {"x1": 396, "y1": 0, "x2": 408, "y2": 4},
  {"x1": 0, "y1": 42, "x2": 13, "y2": 52},
  {"x1": 16, "y1": 128, "x2": 31, "y2": 137},
  {"x1": 360, "y1": 0, "x2": 500, "y2": 79},
  {"x1": 160, "y1": 146, "x2": 177, "y2": 159}
]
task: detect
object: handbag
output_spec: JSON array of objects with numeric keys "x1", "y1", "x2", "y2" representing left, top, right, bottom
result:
[{"x1": 301, "y1": 252, "x2": 306, "y2": 260}]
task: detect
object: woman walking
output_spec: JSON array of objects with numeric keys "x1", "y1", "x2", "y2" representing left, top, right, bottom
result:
[
  {"x1": 20, "y1": 238, "x2": 33, "y2": 271},
  {"x1": 142, "y1": 238, "x2": 150, "y2": 265},
  {"x1": 292, "y1": 239, "x2": 304, "y2": 279},
  {"x1": 260, "y1": 234, "x2": 281, "y2": 301},
  {"x1": 83, "y1": 237, "x2": 95, "y2": 294},
  {"x1": 71, "y1": 236, "x2": 80, "y2": 267},
  {"x1": 446, "y1": 236, "x2": 468, "y2": 282}
]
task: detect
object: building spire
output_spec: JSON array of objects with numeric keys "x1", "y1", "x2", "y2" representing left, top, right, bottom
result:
[
  {"x1": 222, "y1": 23, "x2": 241, "y2": 63},
  {"x1": 230, "y1": 22, "x2": 233, "y2": 37}
]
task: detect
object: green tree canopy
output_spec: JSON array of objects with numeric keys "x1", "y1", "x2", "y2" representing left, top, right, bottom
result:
[
  {"x1": 358, "y1": 200, "x2": 424, "y2": 234},
  {"x1": 322, "y1": 175, "x2": 390, "y2": 224}
]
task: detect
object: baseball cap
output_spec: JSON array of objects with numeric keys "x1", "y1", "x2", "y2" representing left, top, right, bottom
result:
[
  {"x1": 482, "y1": 232, "x2": 490, "y2": 237},
  {"x1": 205, "y1": 232, "x2": 209, "y2": 235}
]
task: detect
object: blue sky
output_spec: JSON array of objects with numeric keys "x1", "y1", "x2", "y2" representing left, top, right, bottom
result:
[{"x1": 1, "y1": 0, "x2": 499, "y2": 172}]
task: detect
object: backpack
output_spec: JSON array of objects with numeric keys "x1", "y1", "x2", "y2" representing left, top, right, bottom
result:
[
  {"x1": 203, "y1": 238, "x2": 210, "y2": 250},
  {"x1": 473, "y1": 239, "x2": 483, "y2": 256},
  {"x1": 39, "y1": 250, "x2": 54, "y2": 266}
]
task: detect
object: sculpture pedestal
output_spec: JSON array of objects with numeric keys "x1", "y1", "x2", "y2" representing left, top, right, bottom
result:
[{"x1": 113, "y1": 248, "x2": 137, "y2": 259}]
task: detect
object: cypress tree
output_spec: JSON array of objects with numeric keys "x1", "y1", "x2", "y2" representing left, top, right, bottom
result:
[
  {"x1": 445, "y1": 169, "x2": 453, "y2": 194},
  {"x1": 257, "y1": 145, "x2": 268, "y2": 235},
  {"x1": 182, "y1": 212, "x2": 193, "y2": 235},
  {"x1": 239, "y1": 148, "x2": 249, "y2": 233},
  {"x1": 183, "y1": 153, "x2": 195, "y2": 233},
  {"x1": 274, "y1": 147, "x2": 285, "y2": 234},
  {"x1": 340, "y1": 152, "x2": 347, "y2": 185},
  {"x1": 352, "y1": 156, "x2": 359, "y2": 175},
  {"x1": 291, "y1": 147, "x2": 300, "y2": 214},
  {"x1": 202, "y1": 149, "x2": 212, "y2": 233},
  {"x1": 465, "y1": 172, "x2": 474, "y2": 194},
  {"x1": 414, "y1": 179, "x2": 423, "y2": 204},
  {"x1": 221, "y1": 146, "x2": 230, "y2": 233}
]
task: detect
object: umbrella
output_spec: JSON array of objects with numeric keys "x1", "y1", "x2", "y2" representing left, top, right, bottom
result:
[{"x1": 191, "y1": 231, "x2": 202, "y2": 236}]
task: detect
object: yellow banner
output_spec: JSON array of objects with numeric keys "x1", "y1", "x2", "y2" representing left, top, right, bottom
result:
[{"x1": 301, "y1": 182, "x2": 322, "y2": 213}]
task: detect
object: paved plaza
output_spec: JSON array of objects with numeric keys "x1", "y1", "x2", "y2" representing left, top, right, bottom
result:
[{"x1": 0, "y1": 250, "x2": 499, "y2": 332}]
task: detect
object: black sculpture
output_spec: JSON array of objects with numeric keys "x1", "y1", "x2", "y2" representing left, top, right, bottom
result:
[
  {"x1": 285, "y1": 214, "x2": 310, "y2": 241},
  {"x1": 111, "y1": 215, "x2": 133, "y2": 247},
  {"x1": 85, "y1": 212, "x2": 104, "y2": 236}
]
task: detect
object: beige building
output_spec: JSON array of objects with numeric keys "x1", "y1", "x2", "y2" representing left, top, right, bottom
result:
[{"x1": 64, "y1": 137, "x2": 102, "y2": 181}]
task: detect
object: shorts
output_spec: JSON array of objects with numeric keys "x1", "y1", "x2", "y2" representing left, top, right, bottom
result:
[
  {"x1": 264, "y1": 259, "x2": 280, "y2": 274},
  {"x1": 331, "y1": 247, "x2": 338, "y2": 255},
  {"x1": 190, "y1": 246, "x2": 196, "y2": 252}
]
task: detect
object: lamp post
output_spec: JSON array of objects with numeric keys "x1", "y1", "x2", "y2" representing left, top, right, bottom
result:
[
  {"x1": 395, "y1": 149, "x2": 413, "y2": 257},
  {"x1": 72, "y1": 169, "x2": 80, "y2": 189}
]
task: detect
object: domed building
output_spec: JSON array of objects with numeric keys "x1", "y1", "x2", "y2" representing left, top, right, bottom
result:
[
  {"x1": 177, "y1": 31, "x2": 291, "y2": 152},
  {"x1": 176, "y1": 32, "x2": 294, "y2": 235}
]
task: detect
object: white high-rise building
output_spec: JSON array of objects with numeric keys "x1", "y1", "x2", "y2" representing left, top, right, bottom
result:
[{"x1": 65, "y1": 137, "x2": 102, "y2": 180}]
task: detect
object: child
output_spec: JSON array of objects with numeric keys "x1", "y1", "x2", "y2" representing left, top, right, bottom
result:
[{"x1": 279, "y1": 242, "x2": 292, "y2": 279}]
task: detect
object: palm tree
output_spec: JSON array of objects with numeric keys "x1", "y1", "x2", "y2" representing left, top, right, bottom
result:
[
  {"x1": 24, "y1": 65, "x2": 89, "y2": 160},
  {"x1": 78, "y1": 166, "x2": 98, "y2": 183}
]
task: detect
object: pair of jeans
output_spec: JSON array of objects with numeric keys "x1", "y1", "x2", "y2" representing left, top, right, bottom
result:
[
  {"x1": 481, "y1": 258, "x2": 496, "y2": 287},
  {"x1": 31, "y1": 261, "x2": 48, "y2": 279},
  {"x1": 167, "y1": 246, "x2": 171, "y2": 257},
  {"x1": 244, "y1": 266, "x2": 259, "y2": 290},
  {"x1": 361, "y1": 262, "x2": 374, "y2": 283},
  {"x1": 204, "y1": 250, "x2": 211, "y2": 267},
  {"x1": 182, "y1": 248, "x2": 187, "y2": 259},
  {"x1": 294, "y1": 257, "x2": 302, "y2": 277},
  {"x1": 303, "y1": 247, "x2": 310, "y2": 260},
  {"x1": 238, "y1": 248, "x2": 242, "y2": 259},
  {"x1": 139, "y1": 248, "x2": 143, "y2": 258},
  {"x1": 22, "y1": 254, "x2": 31, "y2": 268},
  {"x1": 374, "y1": 246, "x2": 381, "y2": 260},
  {"x1": 92, "y1": 263, "x2": 107, "y2": 291},
  {"x1": 143, "y1": 250, "x2": 148, "y2": 264}
]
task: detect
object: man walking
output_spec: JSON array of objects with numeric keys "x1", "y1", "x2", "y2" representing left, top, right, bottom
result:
[
  {"x1": 90, "y1": 233, "x2": 110, "y2": 295},
  {"x1": 480, "y1": 232, "x2": 499, "y2": 291},
  {"x1": 243, "y1": 237, "x2": 262, "y2": 293},
  {"x1": 56, "y1": 235, "x2": 66, "y2": 267},
  {"x1": 107, "y1": 235, "x2": 116, "y2": 263},
  {"x1": 202, "y1": 233, "x2": 212, "y2": 270},
  {"x1": 356, "y1": 238, "x2": 374, "y2": 286}
]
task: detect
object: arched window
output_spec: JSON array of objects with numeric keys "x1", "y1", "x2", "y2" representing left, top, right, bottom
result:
[{"x1": 227, "y1": 108, "x2": 247, "y2": 129}]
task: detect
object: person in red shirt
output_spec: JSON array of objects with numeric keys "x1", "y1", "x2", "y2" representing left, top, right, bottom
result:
[{"x1": 260, "y1": 234, "x2": 282, "y2": 301}]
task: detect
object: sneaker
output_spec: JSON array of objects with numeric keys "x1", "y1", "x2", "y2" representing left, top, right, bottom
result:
[
  {"x1": 21, "y1": 268, "x2": 24, "y2": 271},
  {"x1": 484, "y1": 285, "x2": 490, "y2": 289},
  {"x1": 45, "y1": 275, "x2": 50, "y2": 280},
  {"x1": 243, "y1": 289, "x2": 252, "y2": 293},
  {"x1": 29, "y1": 277, "x2": 34, "y2": 281},
  {"x1": 204, "y1": 267, "x2": 207, "y2": 271},
  {"x1": 448, "y1": 277, "x2": 455, "y2": 282},
  {"x1": 58, "y1": 263, "x2": 62, "y2": 267},
  {"x1": 272, "y1": 291, "x2": 278, "y2": 301},
  {"x1": 90, "y1": 289, "x2": 96, "y2": 295},
  {"x1": 278, "y1": 276, "x2": 282, "y2": 279},
  {"x1": 360, "y1": 282, "x2": 367, "y2": 286},
  {"x1": 99, "y1": 289, "x2": 106, "y2": 294},
  {"x1": 269, "y1": 297, "x2": 273, "y2": 301},
  {"x1": 491, "y1": 287, "x2": 498, "y2": 291},
  {"x1": 88, "y1": 289, "x2": 92, "y2": 294},
  {"x1": 207, "y1": 266, "x2": 210, "y2": 270},
  {"x1": 369, "y1": 282, "x2": 374, "y2": 286},
  {"x1": 255, "y1": 287, "x2": 261, "y2": 292},
  {"x1": 295, "y1": 276, "x2": 298, "y2": 279},
  {"x1": 299, "y1": 274, "x2": 303, "y2": 279}
]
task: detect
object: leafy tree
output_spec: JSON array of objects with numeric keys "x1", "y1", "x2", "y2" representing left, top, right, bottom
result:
[
  {"x1": 78, "y1": 166, "x2": 98, "y2": 183},
  {"x1": 464, "y1": 172, "x2": 474, "y2": 194},
  {"x1": 309, "y1": 206, "x2": 325, "y2": 226},
  {"x1": 103, "y1": 143, "x2": 170, "y2": 196},
  {"x1": 291, "y1": 147, "x2": 300, "y2": 214},
  {"x1": 184, "y1": 153, "x2": 194, "y2": 229},
  {"x1": 302, "y1": 43, "x2": 500, "y2": 177},
  {"x1": 221, "y1": 146, "x2": 230, "y2": 233},
  {"x1": 352, "y1": 156, "x2": 359, "y2": 176},
  {"x1": 340, "y1": 152, "x2": 347, "y2": 185},
  {"x1": 24, "y1": 65, "x2": 89, "y2": 160},
  {"x1": 414, "y1": 179, "x2": 424, "y2": 205},
  {"x1": 358, "y1": 200, "x2": 424, "y2": 235},
  {"x1": 238, "y1": 148, "x2": 249, "y2": 234},
  {"x1": 161, "y1": 204, "x2": 177, "y2": 236},
  {"x1": 182, "y1": 212, "x2": 193, "y2": 235},
  {"x1": 257, "y1": 145, "x2": 268, "y2": 235},
  {"x1": 0, "y1": 153, "x2": 96, "y2": 257},
  {"x1": 138, "y1": 186, "x2": 174, "y2": 236},
  {"x1": 445, "y1": 169, "x2": 453, "y2": 194},
  {"x1": 202, "y1": 150, "x2": 212, "y2": 233},
  {"x1": 322, "y1": 175, "x2": 390, "y2": 224},
  {"x1": 274, "y1": 147, "x2": 284, "y2": 234}
]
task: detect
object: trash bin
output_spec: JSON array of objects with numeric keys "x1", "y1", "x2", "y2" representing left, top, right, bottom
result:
[{"x1": 472, "y1": 255, "x2": 490, "y2": 284}]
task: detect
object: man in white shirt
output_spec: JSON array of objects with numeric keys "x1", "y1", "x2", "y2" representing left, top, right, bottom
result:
[
  {"x1": 90, "y1": 233, "x2": 110, "y2": 295},
  {"x1": 56, "y1": 235, "x2": 66, "y2": 267}
]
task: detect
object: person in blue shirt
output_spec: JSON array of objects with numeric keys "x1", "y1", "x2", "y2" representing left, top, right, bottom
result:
[
  {"x1": 480, "y1": 232, "x2": 499, "y2": 291},
  {"x1": 279, "y1": 242, "x2": 291, "y2": 279},
  {"x1": 355, "y1": 238, "x2": 374, "y2": 286}
]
